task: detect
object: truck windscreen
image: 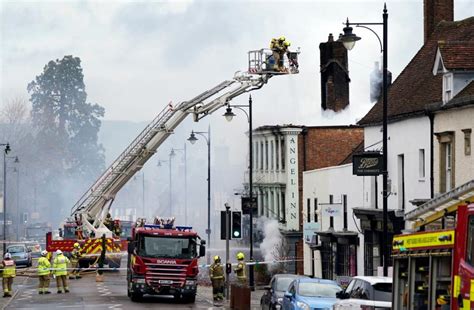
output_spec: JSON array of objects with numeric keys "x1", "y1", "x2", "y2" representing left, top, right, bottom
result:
[{"x1": 138, "y1": 235, "x2": 197, "y2": 259}]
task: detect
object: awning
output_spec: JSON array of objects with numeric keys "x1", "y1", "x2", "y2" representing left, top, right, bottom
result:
[{"x1": 405, "y1": 179, "x2": 474, "y2": 229}]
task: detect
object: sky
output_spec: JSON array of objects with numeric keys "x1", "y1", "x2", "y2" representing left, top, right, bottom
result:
[{"x1": 1, "y1": 0, "x2": 473, "y2": 234}]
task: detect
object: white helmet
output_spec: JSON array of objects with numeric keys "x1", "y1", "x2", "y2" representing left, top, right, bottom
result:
[
  {"x1": 4, "y1": 253, "x2": 11, "y2": 259},
  {"x1": 56, "y1": 249, "x2": 62, "y2": 255},
  {"x1": 41, "y1": 250, "x2": 48, "y2": 256}
]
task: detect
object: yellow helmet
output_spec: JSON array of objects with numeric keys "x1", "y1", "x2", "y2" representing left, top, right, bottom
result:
[
  {"x1": 279, "y1": 36, "x2": 286, "y2": 41},
  {"x1": 213, "y1": 255, "x2": 221, "y2": 262},
  {"x1": 284, "y1": 41, "x2": 291, "y2": 47},
  {"x1": 236, "y1": 252, "x2": 245, "y2": 260},
  {"x1": 74, "y1": 242, "x2": 80, "y2": 248}
]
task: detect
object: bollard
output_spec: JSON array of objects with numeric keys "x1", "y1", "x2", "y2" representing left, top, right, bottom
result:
[{"x1": 230, "y1": 284, "x2": 251, "y2": 310}]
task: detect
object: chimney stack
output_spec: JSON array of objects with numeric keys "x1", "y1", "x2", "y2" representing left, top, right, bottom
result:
[
  {"x1": 319, "y1": 33, "x2": 350, "y2": 112},
  {"x1": 424, "y1": 0, "x2": 454, "y2": 43}
]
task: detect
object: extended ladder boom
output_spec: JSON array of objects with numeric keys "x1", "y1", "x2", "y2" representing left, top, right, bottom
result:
[{"x1": 71, "y1": 72, "x2": 271, "y2": 237}]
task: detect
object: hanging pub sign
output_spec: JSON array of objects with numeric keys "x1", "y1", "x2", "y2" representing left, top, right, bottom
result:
[
  {"x1": 352, "y1": 152, "x2": 383, "y2": 176},
  {"x1": 241, "y1": 197, "x2": 257, "y2": 215}
]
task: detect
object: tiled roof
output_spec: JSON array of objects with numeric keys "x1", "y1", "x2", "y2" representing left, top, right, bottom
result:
[
  {"x1": 426, "y1": 81, "x2": 474, "y2": 112},
  {"x1": 358, "y1": 17, "x2": 474, "y2": 126},
  {"x1": 439, "y1": 41, "x2": 474, "y2": 70}
]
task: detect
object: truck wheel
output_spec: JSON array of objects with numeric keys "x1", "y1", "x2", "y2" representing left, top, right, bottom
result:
[
  {"x1": 130, "y1": 292, "x2": 143, "y2": 302},
  {"x1": 183, "y1": 294, "x2": 196, "y2": 303}
]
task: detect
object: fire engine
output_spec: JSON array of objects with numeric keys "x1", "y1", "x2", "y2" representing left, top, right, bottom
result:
[
  {"x1": 46, "y1": 46, "x2": 299, "y2": 278},
  {"x1": 392, "y1": 180, "x2": 474, "y2": 310},
  {"x1": 127, "y1": 218, "x2": 205, "y2": 302}
]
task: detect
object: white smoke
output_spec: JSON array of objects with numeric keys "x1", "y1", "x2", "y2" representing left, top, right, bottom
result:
[{"x1": 258, "y1": 217, "x2": 283, "y2": 271}]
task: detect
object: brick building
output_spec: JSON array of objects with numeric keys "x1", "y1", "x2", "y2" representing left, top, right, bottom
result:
[{"x1": 246, "y1": 125, "x2": 363, "y2": 274}]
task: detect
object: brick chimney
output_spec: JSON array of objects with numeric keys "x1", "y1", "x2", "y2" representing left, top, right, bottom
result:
[
  {"x1": 424, "y1": 0, "x2": 454, "y2": 43},
  {"x1": 319, "y1": 33, "x2": 350, "y2": 112}
]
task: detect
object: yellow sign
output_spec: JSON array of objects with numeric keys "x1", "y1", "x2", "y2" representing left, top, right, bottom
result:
[{"x1": 392, "y1": 230, "x2": 455, "y2": 251}]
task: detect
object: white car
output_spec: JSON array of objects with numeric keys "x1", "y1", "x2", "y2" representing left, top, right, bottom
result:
[{"x1": 332, "y1": 276, "x2": 392, "y2": 310}]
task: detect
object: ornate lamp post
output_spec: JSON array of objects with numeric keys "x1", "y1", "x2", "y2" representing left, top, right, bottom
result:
[
  {"x1": 1, "y1": 143, "x2": 11, "y2": 253},
  {"x1": 340, "y1": 4, "x2": 389, "y2": 276}
]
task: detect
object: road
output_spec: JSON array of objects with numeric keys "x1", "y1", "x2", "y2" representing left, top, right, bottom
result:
[{"x1": 1, "y1": 261, "x2": 264, "y2": 309}]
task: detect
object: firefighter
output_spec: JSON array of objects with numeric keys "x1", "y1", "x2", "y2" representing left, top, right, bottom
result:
[
  {"x1": 112, "y1": 219, "x2": 122, "y2": 238},
  {"x1": 104, "y1": 213, "x2": 113, "y2": 231},
  {"x1": 37, "y1": 250, "x2": 51, "y2": 294},
  {"x1": 209, "y1": 255, "x2": 224, "y2": 301},
  {"x1": 53, "y1": 250, "x2": 70, "y2": 293},
  {"x1": 234, "y1": 252, "x2": 247, "y2": 286},
  {"x1": 69, "y1": 243, "x2": 82, "y2": 280},
  {"x1": 1, "y1": 253, "x2": 15, "y2": 297},
  {"x1": 270, "y1": 37, "x2": 281, "y2": 71}
]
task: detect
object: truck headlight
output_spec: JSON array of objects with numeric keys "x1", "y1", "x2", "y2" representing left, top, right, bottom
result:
[
  {"x1": 277, "y1": 297, "x2": 283, "y2": 304},
  {"x1": 185, "y1": 280, "x2": 196, "y2": 286},
  {"x1": 296, "y1": 301, "x2": 310, "y2": 310}
]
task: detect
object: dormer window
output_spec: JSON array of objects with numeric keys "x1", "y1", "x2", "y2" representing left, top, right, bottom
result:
[{"x1": 443, "y1": 73, "x2": 453, "y2": 103}]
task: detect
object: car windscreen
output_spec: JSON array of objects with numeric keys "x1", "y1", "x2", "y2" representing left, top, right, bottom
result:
[
  {"x1": 373, "y1": 283, "x2": 392, "y2": 302},
  {"x1": 7, "y1": 246, "x2": 25, "y2": 253},
  {"x1": 138, "y1": 235, "x2": 197, "y2": 259},
  {"x1": 275, "y1": 277, "x2": 298, "y2": 291},
  {"x1": 298, "y1": 282, "x2": 342, "y2": 298}
]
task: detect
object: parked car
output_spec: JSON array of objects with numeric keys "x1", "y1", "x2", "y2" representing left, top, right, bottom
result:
[
  {"x1": 6, "y1": 244, "x2": 32, "y2": 267},
  {"x1": 261, "y1": 274, "x2": 307, "y2": 309},
  {"x1": 282, "y1": 277, "x2": 342, "y2": 310},
  {"x1": 332, "y1": 276, "x2": 392, "y2": 310}
]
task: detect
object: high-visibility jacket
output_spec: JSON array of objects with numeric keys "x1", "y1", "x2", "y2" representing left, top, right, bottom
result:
[
  {"x1": 2, "y1": 259, "x2": 16, "y2": 278},
  {"x1": 234, "y1": 260, "x2": 246, "y2": 280},
  {"x1": 53, "y1": 254, "x2": 70, "y2": 276},
  {"x1": 71, "y1": 248, "x2": 82, "y2": 262},
  {"x1": 37, "y1": 257, "x2": 51, "y2": 276},
  {"x1": 209, "y1": 263, "x2": 224, "y2": 280}
]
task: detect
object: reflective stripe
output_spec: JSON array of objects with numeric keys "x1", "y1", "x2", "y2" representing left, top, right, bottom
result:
[
  {"x1": 37, "y1": 257, "x2": 51, "y2": 276},
  {"x1": 454, "y1": 275, "x2": 461, "y2": 297},
  {"x1": 2, "y1": 260, "x2": 15, "y2": 278},
  {"x1": 471, "y1": 280, "x2": 474, "y2": 301},
  {"x1": 462, "y1": 299, "x2": 470, "y2": 309}
]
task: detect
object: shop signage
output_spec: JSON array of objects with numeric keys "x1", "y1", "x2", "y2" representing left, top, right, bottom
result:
[
  {"x1": 392, "y1": 230, "x2": 455, "y2": 251},
  {"x1": 321, "y1": 203, "x2": 342, "y2": 217},
  {"x1": 303, "y1": 222, "x2": 320, "y2": 244},
  {"x1": 352, "y1": 152, "x2": 383, "y2": 176}
]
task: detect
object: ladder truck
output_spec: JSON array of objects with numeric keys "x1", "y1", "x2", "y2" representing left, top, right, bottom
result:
[{"x1": 46, "y1": 47, "x2": 300, "y2": 271}]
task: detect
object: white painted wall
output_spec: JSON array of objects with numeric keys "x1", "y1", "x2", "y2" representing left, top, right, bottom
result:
[
  {"x1": 364, "y1": 116, "x2": 432, "y2": 214},
  {"x1": 434, "y1": 105, "x2": 474, "y2": 193},
  {"x1": 302, "y1": 163, "x2": 371, "y2": 276}
]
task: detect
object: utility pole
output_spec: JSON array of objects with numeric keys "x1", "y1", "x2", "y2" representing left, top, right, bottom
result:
[{"x1": 225, "y1": 203, "x2": 230, "y2": 300}]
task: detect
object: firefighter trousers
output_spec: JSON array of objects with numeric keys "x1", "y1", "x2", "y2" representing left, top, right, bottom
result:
[
  {"x1": 38, "y1": 275, "x2": 50, "y2": 293},
  {"x1": 56, "y1": 275, "x2": 69, "y2": 292},
  {"x1": 211, "y1": 279, "x2": 224, "y2": 301},
  {"x1": 2, "y1": 277, "x2": 13, "y2": 296}
]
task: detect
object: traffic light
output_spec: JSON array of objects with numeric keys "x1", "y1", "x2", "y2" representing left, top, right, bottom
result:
[
  {"x1": 232, "y1": 211, "x2": 242, "y2": 239},
  {"x1": 220, "y1": 211, "x2": 231, "y2": 240},
  {"x1": 226, "y1": 263, "x2": 232, "y2": 274}
]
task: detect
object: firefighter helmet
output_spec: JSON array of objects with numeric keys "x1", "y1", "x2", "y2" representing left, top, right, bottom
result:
[
  {"x1": 56, "y1": 249, "x2": 62, "y2": 255},
  {"x1": 213, "y1": 255, "x2": 221, "y2": 263},
  {"x1": 279, "y1": 36, "x2": 286, "y2": 41},
  {"x1": 41, "y1": 250, "x2": 48, "y2": 256},
  {"x1": 236, "y1": 252, "x2": 245, "y2": 260},
  {"x1": 74, "y1": 242, "x2": 80, "y2": 248},
  {"x1": 284, "y1": 41, "x2": 291, "y2": 47},
  {"x1": 4, "y1": 253, "x2": 11, "y2": 259}
]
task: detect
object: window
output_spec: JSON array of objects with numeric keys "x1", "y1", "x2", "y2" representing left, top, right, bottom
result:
[
  {"x1": 270, "y1": 140, "x2": 274, "y2": 170},
  {"x1": 281, "y1": 138, "x2": 285, "y2": 170},
  {"x1": 314, "y1": 198, "x2": 318, "y2": 222},
  {"x1": 281, "y1": 193, "x2": 286, "y2": 222},
  {"x1": 419, "y1": 149, "x2": 425, "y2": 178},
  {"x1": 260, "y1": 142, "x2": 264, "y2": 171},
  {"x1": 265, "y1": 140, "x2": 269, "y2": 171},
  {"x1": 398, "y1": 154, "x2": 405, "y2": 210},
  {"x1": 254, "y1": 142, "x2": 259, "y2": 170},
  {"x1": 443, "y1": 73, "x2": 453, "y2": 103},
  {"x1": 466, "y1": 216, "x2": 474, "y2": 266},
  {"x1": 275, "y1": 139, "x2": 280, "y2": 170},
  {"x1": 437, "y1": 132, "x2": 455, "y2": 193},
  {"x1": 464, "y1": 129, "x2": 472, "y2": 156},
  {"x1": 306, "y1": 199, "x2": 311, "y2": 223}
]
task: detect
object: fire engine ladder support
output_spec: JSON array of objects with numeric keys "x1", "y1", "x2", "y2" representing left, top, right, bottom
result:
[{"x1": 70, "y1": 73, "x2": 270, "y2": 237}]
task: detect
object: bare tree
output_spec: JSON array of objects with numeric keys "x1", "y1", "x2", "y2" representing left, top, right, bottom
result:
[
  {"x1": 270, "y1": 237, "x2": 291, "y2": 274},
  {"x1": 0, "y1": 96, "x2": 31, "y2": 143}
]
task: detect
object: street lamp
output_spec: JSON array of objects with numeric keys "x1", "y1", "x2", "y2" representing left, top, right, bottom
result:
[
  {"x1": 223, "y1": 95, "x2": 255, "y2": 289},
  {"x1": 340, "y1": 4, "x2": 389, "y2": 276},
  {"x1": 170, "y1": 145, "x2": 187, "y2": 225},
  {"x1": 188, "y1": 125, "x2": 211, "y2": 248},
  {"x1": 1, "y1": 143, "x2": 11, "y2": 253}
]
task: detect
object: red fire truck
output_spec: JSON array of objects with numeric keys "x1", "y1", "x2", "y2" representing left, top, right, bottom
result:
[
  {"x1": 393, "y1": 186, "x2": 474, "y2": 309},
  {"x1": 126, "y1": 222, "x2": 206, "y2": 303}
]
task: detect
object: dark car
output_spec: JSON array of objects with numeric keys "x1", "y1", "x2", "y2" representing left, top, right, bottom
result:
[
  {"x1": 261, "y1": 274, "x2": 307, "y2": 310},
  {"x1": 7, "y1": 244, "x2": 32, "y2": 267}
]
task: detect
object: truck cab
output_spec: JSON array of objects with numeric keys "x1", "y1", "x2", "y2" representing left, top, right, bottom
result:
[{"x1": 127, "y1": 223, "x2": 206, "y2": 303}]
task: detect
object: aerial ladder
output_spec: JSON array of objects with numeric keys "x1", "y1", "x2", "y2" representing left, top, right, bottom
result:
[{"x1": 59, "y1": 47, "x2": 299, "y2": 242}]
